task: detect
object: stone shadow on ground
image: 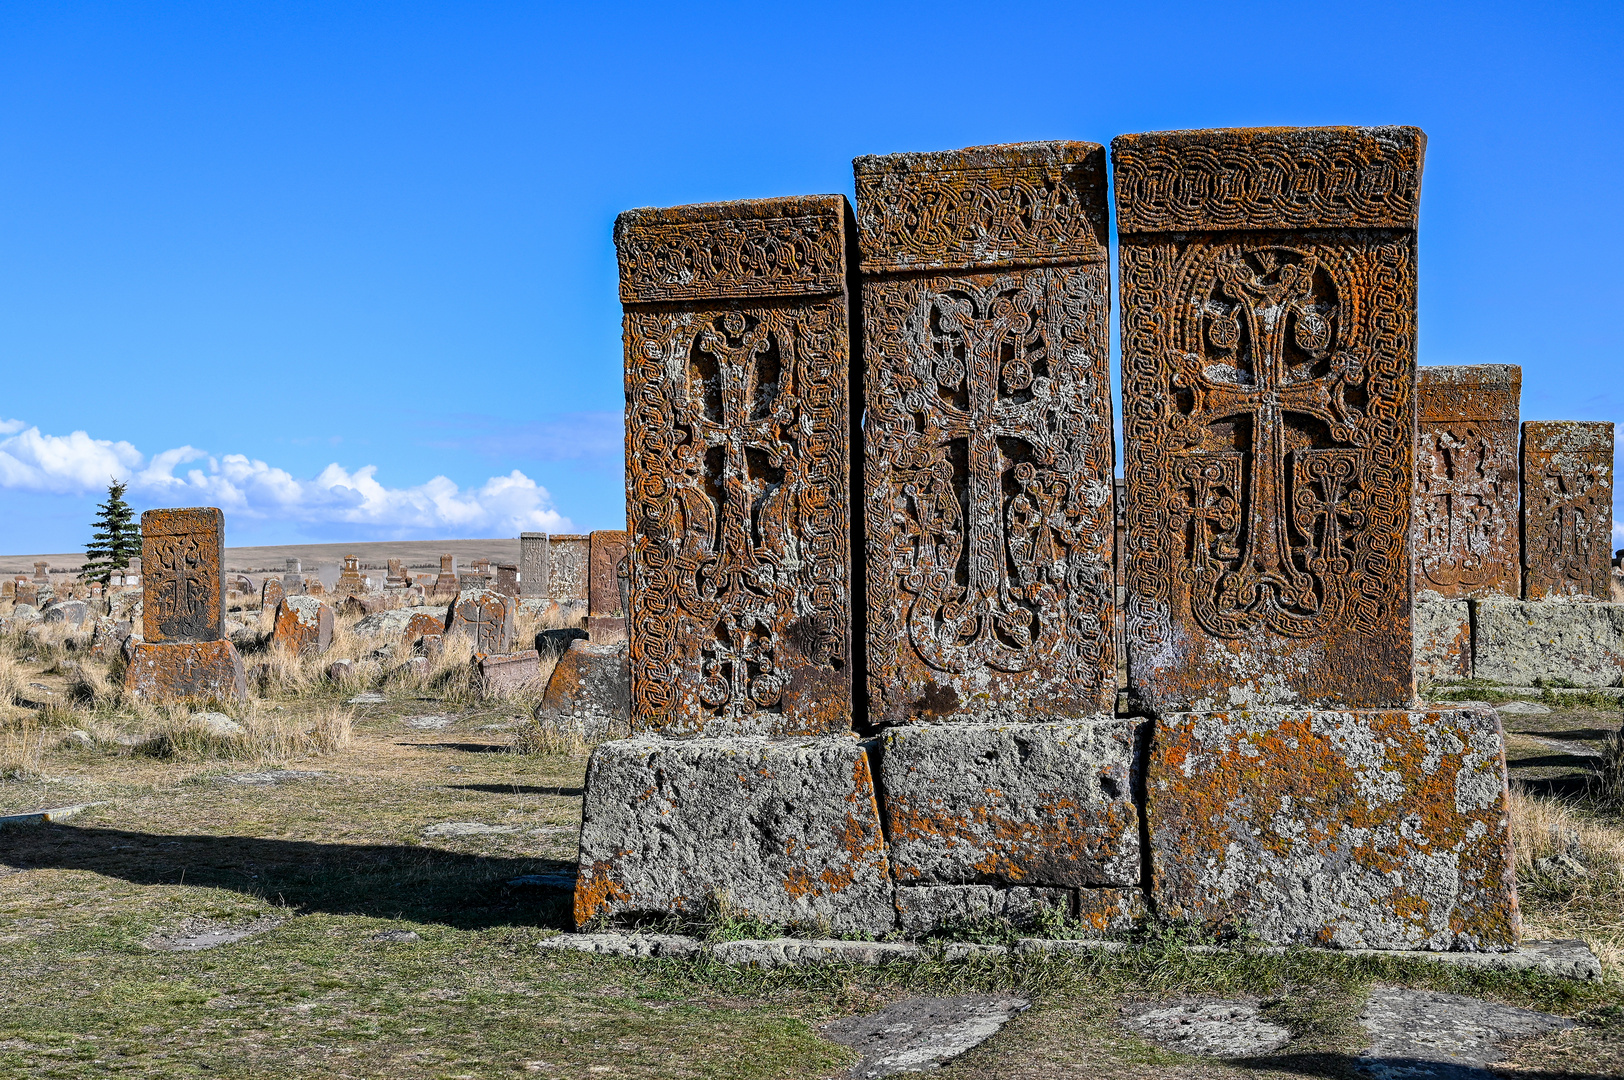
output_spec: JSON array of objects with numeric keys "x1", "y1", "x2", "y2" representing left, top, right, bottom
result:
[
  {"x1": 1228, "y1": 1055, "x2": 1612, "y2": 1080},
  {"x1": 1, "y1": 824, "x2": 576, "y2": 930},
  {"x1": 444, "y1": 783, "x2": 585, "y2": 797},
  {"x1": 1514, "y1": 775, "x2": 1595, "y2": 801}
]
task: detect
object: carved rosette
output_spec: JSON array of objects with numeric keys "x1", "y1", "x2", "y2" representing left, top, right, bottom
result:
[
  {"x1": 618, "y1": 196, "x2": 855, "y2": 737},
  {"x1": 1521, "y1": 420, "x2": 1615, "y2": 601},
  {"x1": 1414, "y1": 366, "x2": 1522, "y2": 598},
  {"x1": 1115, "y1": 126, "x2": 1424, "y2": 712},
  {"x1": 856, "y1": 143, "x2": 1117, "y2": 724}
]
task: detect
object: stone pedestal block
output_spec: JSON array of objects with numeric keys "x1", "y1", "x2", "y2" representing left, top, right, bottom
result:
[
  {"x1": 273, "y1": 596, "x2": 333, "y2": 657},
  {"x1": 124, "y1": 640, "x2": 248, "y2": 703},
  {"x1": 535, "y1": 639, "x2": 629, "y2": 741},
  {"x1": 894, "y1": 884, "x2": 1070, "y2": 936},
  {"x1": 1473, "y1": 599, "x2": 1624, "y2": 687},
  {"x1": 1147, "y1": 707, "x2": 1519, "y2": 951},
  {"x1": 878, "y1": 720, "x2": 1142, "y2": 888},
  {"x1": 575, "y1": 735, "x2": 895, "y2": 935},
  {"x1": 477, "y1": 649, "x2": 541, "y2": 695},
  {"x1": 585, "y1": 615, "x2": 626, "y2": 644},
  {"x1": 1415, "y1": 594, "x2": 1473, "y2": 682}
]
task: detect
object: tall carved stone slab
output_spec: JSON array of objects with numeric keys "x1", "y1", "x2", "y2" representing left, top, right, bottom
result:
[
  {"x1": 855, "y1": 142, "x2": 1117, "y2": 724},
  {"x1": 1522, "y1": 421, "x2": 1615, "y2": 600},
  {"x1": 140, "y1": 507, "x2": 225, "y2": 642},
  {"x1": 548, "y1": 535, "x2": 590, "y2": 602},
  {"x1": 617, "y1": 195, "x2": 856, "y2": 736},
  {"x1": 588, "y1": 530, "x2": 629, "y2": 618},
  {"x1": 1415, "y1": 366, "x2": 1522, "y2": 598},
  {"x1": 520, "y1": 532, "x2": 548, "y2": 596},
  {"x1": 1114, "y1": 127, "x2": 1425, "y2": 712}
]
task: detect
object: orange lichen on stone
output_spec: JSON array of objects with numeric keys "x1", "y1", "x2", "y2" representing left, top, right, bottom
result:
[
  {"x1": 124, "y1": 640, "x2": 248, "y2": 704},
  {"x1": 1146, "y1": 707, "x2": 1519, "y2": 951}
]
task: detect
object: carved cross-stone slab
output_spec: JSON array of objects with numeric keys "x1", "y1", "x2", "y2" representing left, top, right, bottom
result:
[
  {"x1": 1416, "y1": 365, "x2": 1521, "y2": 598},
  {"x1": 588, "y1": 530, "x2": 629, "y2": 618},
  {"x1": 449, "y1": 588, "x2": 514, "y2": 656},
  {"x1": 855, "y1": 142, "x2": 1117, "y2": 724},
  {"x1": 618, "y1": 195, "x2": 856, "y2": 737},
  {"x1": 1114, "y1": 126, "x2": 1425, "y2": 712},
  {"x1": 548, "y1": 535, "x2": 590, "y2": 602},
  {"x1": 520, "y1": 532, "x2": 548, "y2": 597},
  {"x1": 1522, "y1": 420, "x2": 1615, "y2": 600},
  {"x1": 141, "y1": 507, "x2": 225, "y2": 643}
]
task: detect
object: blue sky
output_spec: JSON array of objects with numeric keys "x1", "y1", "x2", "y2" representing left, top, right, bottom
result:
[{"x1": 1, "y1": 1, "x2": 1620, "y2": 553}]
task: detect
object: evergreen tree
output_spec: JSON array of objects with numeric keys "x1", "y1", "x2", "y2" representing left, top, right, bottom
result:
[{"x1": 82, "y1": 480, "x2": 142, "y2": 584}]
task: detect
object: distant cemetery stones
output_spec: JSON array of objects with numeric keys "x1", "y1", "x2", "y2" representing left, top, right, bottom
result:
[
  {"x1": 335, "y1": 555, "x2": 368, "y2": 597},
  {"x1": 433, "y1": 555, "x2": 458, "y2": 596},
  {"x1": 260, "y1": 576, "x2": 286, "y2": 611},
  {"x1": 273, "y1": 595, "x2": 333, "y2": 657},
  {"x1": 520, "y1": 532, "x2": 547, "y2": 596},
  {"x1": 123, "y1": 507, "x2": 248, "y2": 703},
  {"x1": 1521, "y1": 420, "x2": 1616, "y2": 601},
  {"x1": 32, "y1": 562, "x2": 47, "y2": 582},
  {"x1": 492, "y1": 563, "x2": 520, "y2": 599}
]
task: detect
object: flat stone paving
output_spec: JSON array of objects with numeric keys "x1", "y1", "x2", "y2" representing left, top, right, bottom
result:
[
  {"x1": 821, "y1": 995, "x2": 1030, "y2": 1078},
  {"x1": 1355, "y1": 984, "x2": 1573, "y2": 1079},
  {"x1": 1121, "y1": 999, "x2": 1291, "y2": 1057}
]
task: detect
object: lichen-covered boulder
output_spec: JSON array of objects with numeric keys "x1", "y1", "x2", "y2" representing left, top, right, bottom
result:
[
  {"x1": 273, "y1": 596, "x2": 333, "y2": 657},
  {"x1": 1473, "y1": 599, "x2": 1624, "y2": 687},
  {"x1": 535, "y1": 639, "x2": 628, "y2": 741}
]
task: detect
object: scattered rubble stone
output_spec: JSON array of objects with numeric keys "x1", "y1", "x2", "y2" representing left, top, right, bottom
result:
[
  {"x1": 145, "y1": 917, "x2": 283, "y2": 952},
  {"x1": 215, "y1": 770, "x2": 324, "y2": 785},
  {"x1": 371, "y1": 929, "x2": 421, "y2": 943}
]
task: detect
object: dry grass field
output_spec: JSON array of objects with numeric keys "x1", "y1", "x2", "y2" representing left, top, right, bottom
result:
[{"x1": 1, "y1": 616, "x2": 1623, "y2": 1077}]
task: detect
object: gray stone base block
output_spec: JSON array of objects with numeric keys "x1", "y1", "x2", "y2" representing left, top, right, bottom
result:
[
  {"x1": 878, "y1": 720, "x2": 1142, "y2": 888},
  {"x1": 895, "y1": 885, "x2": 1070, "y2": 936},
  {"x1": 575, "y1": 735, "x2": 895, "y2": 936},
  {"x1": 1076, "y1": 887, "x2": 1146, "y2": 935},
  {"x1": 1147, "y1": 708, "x2": 1519, "y2": 951},
  {"x1": 1473, "y1": 599, "x2": 1624, "y2": 687},
  {"x1": 1415, "y1": 593, "x2": 1473, "y2": 681},
  {"x1": 535, "y1": 639, "x2": 629, "y2": 740}
]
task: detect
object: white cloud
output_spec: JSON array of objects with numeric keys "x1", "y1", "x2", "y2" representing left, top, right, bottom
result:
[{"x1": 0, "y1": 420, "x2": 571, "y2": 536}]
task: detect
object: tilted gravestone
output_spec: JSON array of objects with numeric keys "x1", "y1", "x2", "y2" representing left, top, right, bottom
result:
[
  {"x1": 261, "y1": 576, "x2": 286, "y2": 612},
  {"x1": 273, "y1": 595, "x2": 333, "y2": 657},
  {"x1": 1416, "y1": 366, "x2": 1522, "y2": 598},
  {"x1": 519, "y1": 532, "x2": 548, "y2": 597},
  {"x1": 574, "y1": 194, "x2": 892, "y2": 936},
  {"x1": 1521, "y1": 420, "x2": 1615, "y2": 600},
  {"x1": 124, "y1": 508, "x2": 247, "y2": 702},
  {"x1": 853, "y1": 143, "x2": 1140, "y2": 932},
  {"x1": 1116, "y1": 127, "x2": 1517, "y2": 950}
]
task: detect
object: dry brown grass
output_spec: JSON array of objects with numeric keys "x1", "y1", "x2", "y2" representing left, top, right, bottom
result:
[
  {"x1": 0, "y1": 714, "x2": 45, "y2": 777},
  {"x1": 1509, "y1": 785, "x2": 1624, "y2": 980}
]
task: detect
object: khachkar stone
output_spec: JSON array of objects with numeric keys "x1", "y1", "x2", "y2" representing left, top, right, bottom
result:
[
  {"x1": 336, "y1": 555, "x2": 367, "y2": 596},
  {"x1": 586, "y1": 529, "x2": 628, "y2": 643},
  {"x1": 1415, "y1": 365, "x2": 1522, "y2": 598},
  {"x1": 125, "y1": 508, "x2": 246, "y2": 702},
  {"x1": 855, "y1": 141, "x2": 1117, "y2": 724},
  {"x1": 577, "y1": 193, "x2": 891, "y2": 936},
  {"x1": 448, "y1": 588, "x2": 514, "y2": 655},
  {"x1": 519, "y1": 532, "x2": 548, "y2": 596},
  {"x1": 1115, "y1": 126, "x2": 1424, "y2": 712},
  {"x1": 618, "y1": 195, "x2": 857, "y2": 737},
  {"x1": 1522, "y1": 420, "x2": 1615, "y2": 600},
  {"x1": 547, "y1": 535, "x2": 589, "y2": 602}
]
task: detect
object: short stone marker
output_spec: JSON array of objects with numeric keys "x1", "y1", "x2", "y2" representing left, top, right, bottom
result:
[
  {"x1": 335, "y1": 554, "x2": 367, "y2": 596},
  {"x1": 822, "y1": 995, "x2": 1029, "y2": 1078},
  {"x1": 476, "y1": 649, "x2": 540, "y2": 694},
  {"x1": 448, "y1": 588, "x2": 513, "y2": 655},
  {"x1": 260, "y1": 575, "x2": 285, "y2": 611},
  {"x1": 1522, "y1": 420, "x2": 1615, "y2": 600},
  {"x1": 32, "y1": 561, "x2": 47, "y2": 582},
  {"x1": 124, "y1": 508, "x2": 247, "y2": 703},
  {"x1": 492, "y1": 562, "x2": 520, "y2": 598},
  {"x1": 273, "y1": 595, "x2": 333, "y2": 656},
  {"x1": 855, "y1": 141, "x2": 1118, "y2": 724},
  {"x1": 433, "y1": 554, "x2": 458, "y2": 596}
]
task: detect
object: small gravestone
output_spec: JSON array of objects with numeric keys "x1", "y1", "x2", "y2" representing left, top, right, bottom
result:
[
  {"x1": 448, "y1": 588, "x2": 513, "y2": 655},
  {"x1": 476, "y1": 649, "x2": 540, "y2": 694},
  {"x1": 32, "y1": 561, "x2": 48, "y2": 583},
  {"x1": 261, "y1": 576, "x2": 286, "y2": 611},
  {"x1": 335, "y1": 554, "x2": 368, "y2": 596},
  {"x1": 273, "y1": 596, "x2": 333, "y2": 656},
  {"x1": 433, "y1": 554, "x2": 458, "y2": 596},
  {"x1": 492, "y1": 563, "x2": 520, "y2": 599},
  {"x1": 1522, "y1": 420, "x2": 1615, "y2": 600},
  {"x1": 520, "y1": 532, "x2": 548, "y2": 596},
  {"x1": 124, "y1": 508, "x2": 247, "y2": 703},
  {"x1": 586, "y1": 530, "x2": 628, "y2": 643}
]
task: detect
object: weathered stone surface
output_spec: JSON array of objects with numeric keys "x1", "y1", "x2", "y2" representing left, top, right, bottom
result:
[
  {"x1": 124, "y1": 640, "x2": 248, "y2": 703},
  {"x1": 547, "y1": 535, "x2": 589, "y2": 602},
  {"x1": 477, "y1": 649, "x2": 540, "y2": 694},
  {"x1": 260, "y1": 576, "x2": 285, "y2": 611},
  {"x1": 492, "y1": 563, "x2": 520, "y2": 598},
  {"x1": 822, "y1": 995, "x2": 1030, "y2": 1077},
  {"x1": 894, "y1": 885, "x2": 1070, "y2": 936},
  {"x1": 575, "y1": 735, "x2": 894, "y2": 934},
  {"x1": 335, "y1": 554, "x2": 367, "y2": 596},
  {"x1": 42, "y1": 600, "x2": 87, "y2": 626},
  {"x1": 586, "y1": 614, "x2": 626, "y2": 645},
  {"x1": 1415, "y1": 594, "x2": 1473, "y2": 682},
  {"x1": 1077, "y1": 887, "x2": 1146, "y2": 935},
  {"x1": 536, "y1": 639, "x2": 629, "y2": 740},
  {"x1": 13, "y1": 582, "x2": 38, "y2": 607},
  {"x1": 141, "y1": 507, "x2": 226, "y2": 643},
  {"x1": 0, "y1": 580, "x2": 12, "y2": 598},
  {"x1": 32, "y1": 561, "x2": 48, "y2": 582},
  {"x1": 619, "y1": 196, "x2": 857, "y2": 737},
  {"x1": 519, "y1": 532, "x2": 547, "y2": 596},
  {"x1": 430, "y1": 555, "x2": 457, "y2": 595},
  {"x1": 447, "y1": 588, "x2": 513, "y2": 655},
  {"x1": 1122, "y1": 999, "x2": 1292, "y2": 1058},
  {"x1": 273, "y1": 596, "x2": 333, "y2": 657},
  {"x1": 1522, "y1": 420, "x2": 1615, "y2": 600},
  {"x1": 1416, "y1": 365, "x2": 1522, "y2": 599},
  {"x1": 535, "y1": 932, "x2": 701, "y2": 959},
  {"x1": 1356, "y1": 985, "x2": 1571, "y2": 1079},
  {"x1": 879, "y1": 720, "x2": 1142, "y2": 887},
  {"x1": 1147, "y1": 707, "x2": 1519, "y2": 950},
  {"x1": 1115, "y1": 127, "x2": 1424, "y2": 712},
  {"x1": 536, "y1": 626, "x2": 588, "y2": 659},
  {"x1": 1472, "y1": 598, "x2": 1624, "y2": 687},
  {"x1": 588, "y1": 530, "x2": 629, "y2": 618},
  {"x1": 855, "y1": 142, "x2": 1118, "y2": 724}
]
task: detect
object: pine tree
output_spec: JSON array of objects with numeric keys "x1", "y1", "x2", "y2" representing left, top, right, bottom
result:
[{"x1": 82, "y1": 480, "x2": 142, "y2": 585}]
